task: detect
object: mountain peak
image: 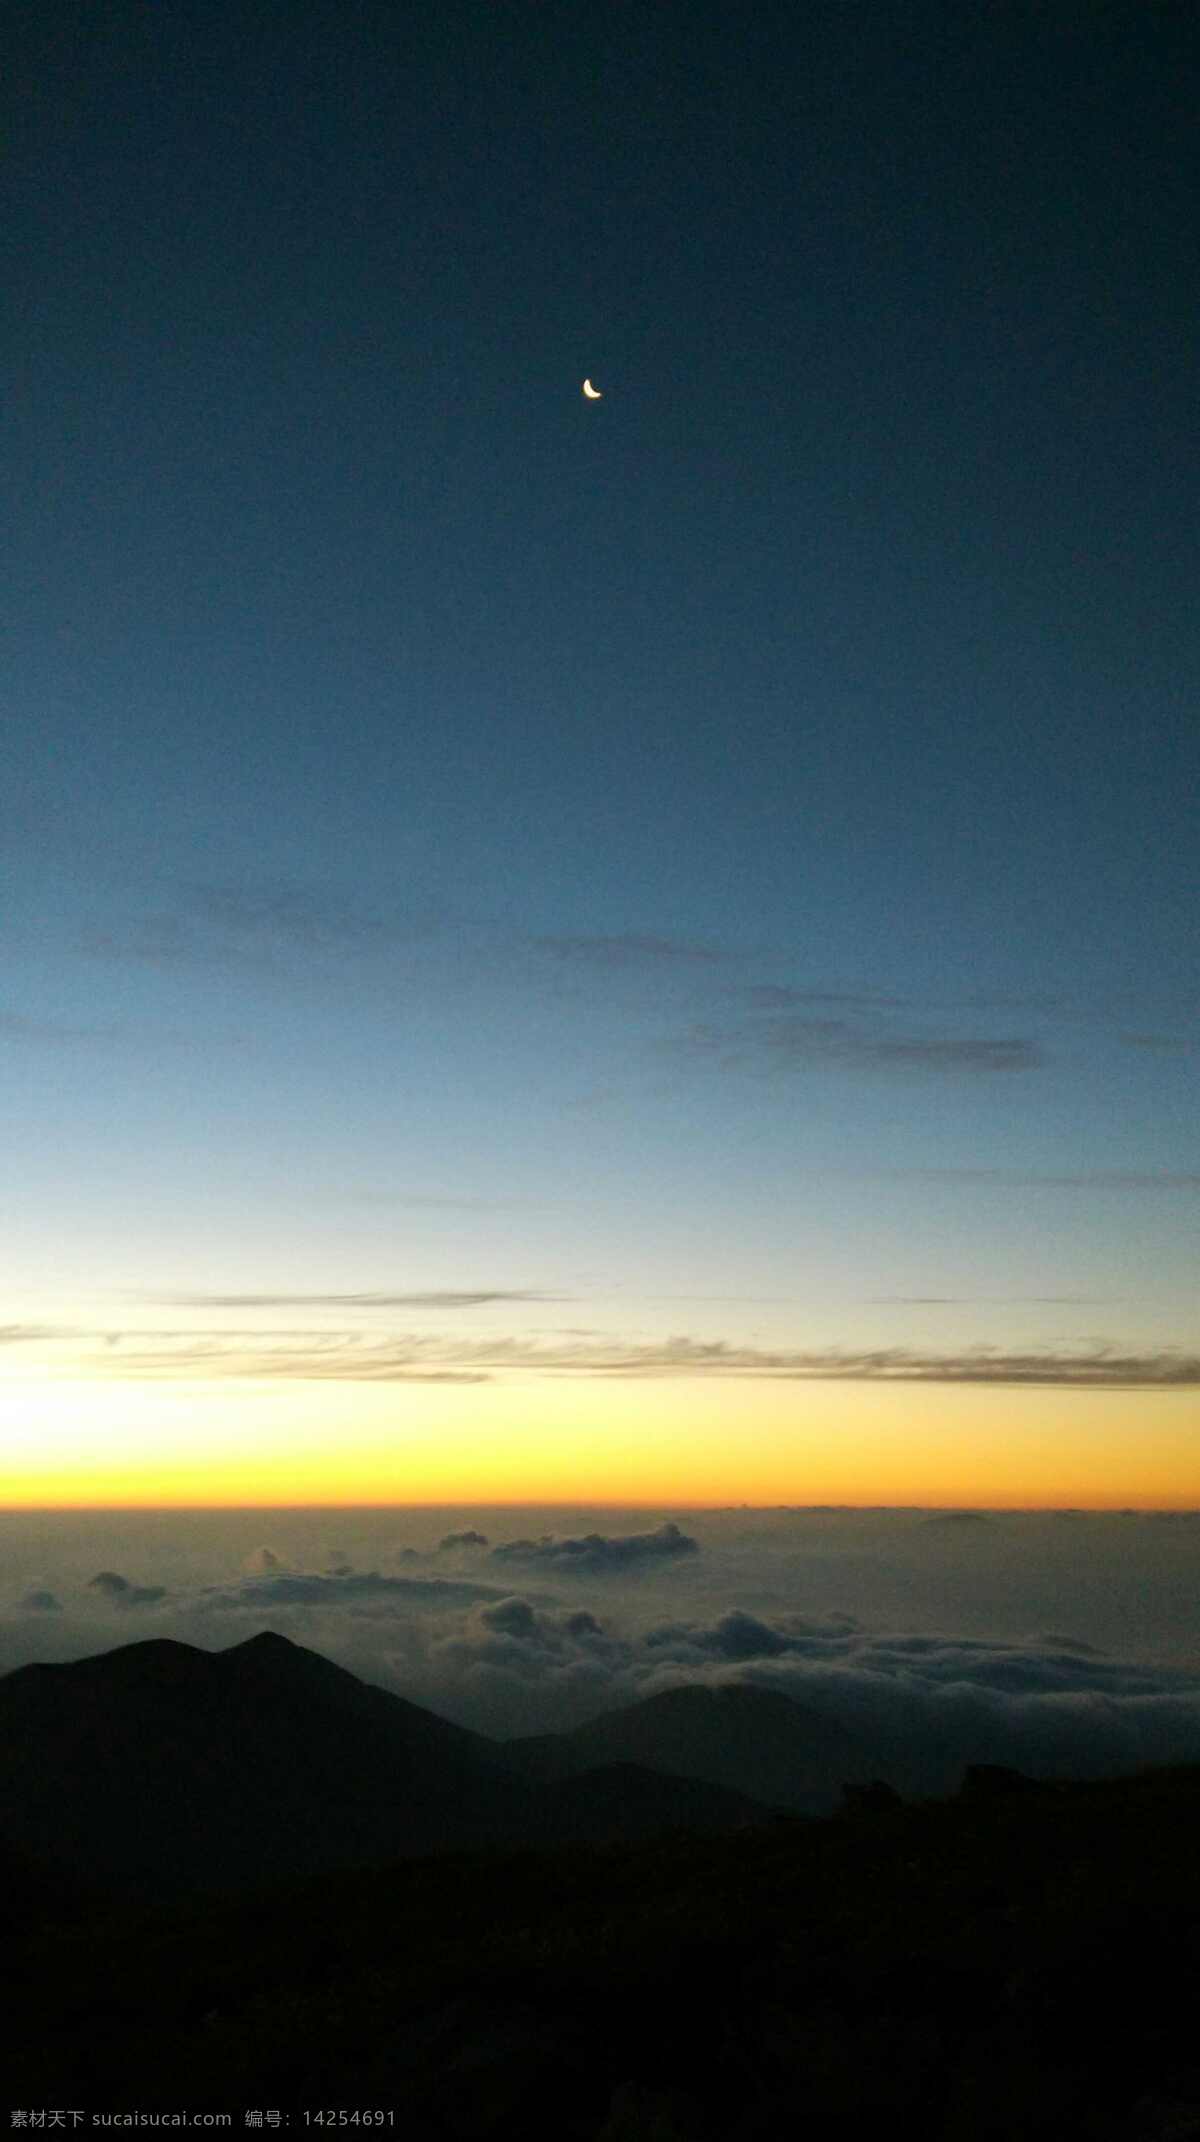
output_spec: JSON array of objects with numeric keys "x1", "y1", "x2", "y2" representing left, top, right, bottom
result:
[{"x1": 217, "y1": 1629, "x2": 363, "y2": 1689}]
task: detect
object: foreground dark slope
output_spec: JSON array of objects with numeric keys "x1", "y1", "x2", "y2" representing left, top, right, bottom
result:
[
  {"x1": 0, "y1": 1633, "x2": 770, "y2": 1890},
  {"x1": 8, "y1": 1767, "x2": 1200, "y2": 2138}
]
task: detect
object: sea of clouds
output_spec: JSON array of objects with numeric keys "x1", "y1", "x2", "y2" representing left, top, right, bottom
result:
[{"x1": 3, "y1": 1505, "x2": 1199, "y2": 1795}]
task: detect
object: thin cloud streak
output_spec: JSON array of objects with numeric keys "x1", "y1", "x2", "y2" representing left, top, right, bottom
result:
[
  {"x1": 876, "y1": 1168, "x2": 1200, "y2": 1192},
  {"x1": 343, "y1": 1193, "x2": 531, "y2": 1211},
  {"x1": 734, "y1": 984, "x2": 909, "y2": 1011},
  {"x1": 1118, "y1": 1032, "x2": 1191, "y2": 1052},
  {"x1": 531, "y1": 932, "x2": 723, "y2": 968},
  {"x1": 1, "y1": 1323, "x2": 84, "y2": 1345},
  {"x1": 670, "y1": 1017, "x2": 1044, "y2": 1076},
  {"x1": 52, "y1": 1332, "x2": 1200, "y2": 1388},
  {"x1": 866, "y1": 1295, "x2": 1117, "y2": 1306},
  {"x1": 0, "y1": 1012, "x2": 226, "y2": 1052},
  {"x1": 161, "y1": 1290, "x2": 567, "y2": 1310},
  {"x1": 0, "y1": 1012, "x2": 122, "y2": 1046},
  {"x1": 81, "y1": 877, "x2": 419, "y2": 973}
]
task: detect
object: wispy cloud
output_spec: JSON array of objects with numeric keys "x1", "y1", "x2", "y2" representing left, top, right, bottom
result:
[
  {"x1": 98, "y1": 1336, "x2": 498, "y2": 1382},
  {"x1": 1118, "y1": 1031, "x2": 1192, "y2": 1053},
  {"x1": 343, "y1": 1193, "x2": 530, "y2": 1211},
  {"x1": 0, "y1": 1323, "x2": 82, "y2": 1344},
  {"x1": 670, "y1": 1015, "x2": 1044, "y2": 1076},
  {"x1": 0, "y1": 1008, "x2": 241, "y2": 1054},
  {"x1": 81, "y1": 877, "x2": 421, "y2": 974},
  {"x1": 531, "y1": 932, "x2": 722, "y2": 969},
  {"x1": 734, "y1": 984, "x2": 908, "y2": 1011},
  {"x1": 160, "y1": 1289, "x2": 567, "y2": 1310},
  {"x1": 0, "y1": 1011, "x2": 122, "y2": 1046},
  {"x1": 184, "y1": 881, "x2": 390, "y2": 949},
  {"x1": 877, "y1": 1168, "x2": 1200, "y2": 1192},
  {"x1": 866, "y1": 1295, "x2": 1116, "y2": 1306},
  {"x1": 49, "y1": 1330, "x2": 1200, "y2": 1388}
]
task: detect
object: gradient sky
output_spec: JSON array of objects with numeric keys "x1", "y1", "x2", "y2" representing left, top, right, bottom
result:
[{"x1": 4, "y1": 2, "x2": 1197, "y2": 1507}]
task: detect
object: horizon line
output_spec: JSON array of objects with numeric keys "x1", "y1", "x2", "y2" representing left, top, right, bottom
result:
[{"x1": 4, "y1": 1499, "x2": 1199, "y2": 1516}]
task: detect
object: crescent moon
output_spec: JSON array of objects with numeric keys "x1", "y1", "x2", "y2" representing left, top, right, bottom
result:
[{"x1": 582, "y1": 378, "x2": 603, "y2": 400}]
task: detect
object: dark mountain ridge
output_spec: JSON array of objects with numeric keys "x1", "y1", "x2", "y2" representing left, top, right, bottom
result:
[{"x1": 0, "y1": 1633, "x2": 774, "y2": 1893}]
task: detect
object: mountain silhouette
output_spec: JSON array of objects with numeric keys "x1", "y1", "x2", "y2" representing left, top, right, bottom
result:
[
  {"x1": 0, "y1": 1633, "x2": 775, "y2": 1894},
  {"x1": 505, "y1": 1680, "x2": 871, "y2": 1813}
]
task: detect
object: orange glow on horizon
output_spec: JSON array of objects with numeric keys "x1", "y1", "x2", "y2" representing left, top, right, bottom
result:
[{"x1": 2, "y1": 1371, "x2": 1198, "y2": 1510}]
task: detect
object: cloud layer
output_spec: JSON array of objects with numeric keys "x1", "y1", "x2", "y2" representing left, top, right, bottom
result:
[{"x1": 6, "y1": 1510, "x2": 1200, "y2": 1793}]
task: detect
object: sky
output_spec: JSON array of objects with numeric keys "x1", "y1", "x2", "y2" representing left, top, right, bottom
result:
[{"x1": 4, "y1": 0, "x2": 1198, "y2": 1509}]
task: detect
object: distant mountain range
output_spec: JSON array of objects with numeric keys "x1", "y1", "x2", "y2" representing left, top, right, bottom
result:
[
  {"x1": 504, "y1": 1679, "x2": 869, "y2": 1812},
  {"x1": 0, "y1": 1632, "x2": 805, "y2": 1893}
]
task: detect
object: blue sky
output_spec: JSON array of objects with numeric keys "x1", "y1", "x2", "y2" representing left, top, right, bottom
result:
[{"x1": 3, "y1": 3, "x2": 1197, "y2": 1502}]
